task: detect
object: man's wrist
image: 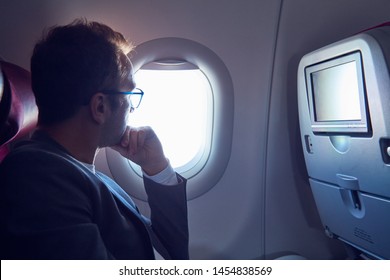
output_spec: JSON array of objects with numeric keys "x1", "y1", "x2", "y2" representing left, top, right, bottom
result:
[
  {"x1": 142, "y1": 159, "x2": 179, "y2": 185},
  {"x1": 141, "y1": 158, "x2": 169, "y2": 176}
]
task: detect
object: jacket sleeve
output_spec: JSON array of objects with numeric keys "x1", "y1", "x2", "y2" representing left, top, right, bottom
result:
[{"x1": 143, "y1": 174, "x2": 189, "y2": 260}]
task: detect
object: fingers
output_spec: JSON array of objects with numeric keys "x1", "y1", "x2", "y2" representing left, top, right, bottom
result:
[
  {"x1": 128, "y1": 128, "x2": 137, "y2": 153},
  {"x1": 136, "y1": 129, "x2": 147, "y2": 152},
  {"x1": 120, "y1": 126, "x2": 130, "y2": 147},
  {"x1": 128, "y1": 127, "x2": 148, "y2": 154},
  {"x1": 111, "y1": 126, "x2": 134, "y2": 156},
  {"x1": 110, "y1": 126, "x2": 165, "y2": 170},
  {"x1": 120, "y1": 126, "x2": 150, "y2": 154}
]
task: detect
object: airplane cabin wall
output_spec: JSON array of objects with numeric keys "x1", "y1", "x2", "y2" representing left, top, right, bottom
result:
[
  {"x1": 1, "y1": 0, "x2": 389, "y2": 260},
  {"x1": 266, "y1": 0, "x2": 390, "y2": 259}
]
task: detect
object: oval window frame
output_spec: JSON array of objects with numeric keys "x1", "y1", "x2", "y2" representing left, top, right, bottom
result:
[{"x1": 105, "y1": 37, "x2": 234, "y2": 201}]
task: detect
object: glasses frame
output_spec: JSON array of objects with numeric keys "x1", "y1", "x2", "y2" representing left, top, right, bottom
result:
[{"x1": 101, "y1": 88, "x2": 144, "y2": 111}]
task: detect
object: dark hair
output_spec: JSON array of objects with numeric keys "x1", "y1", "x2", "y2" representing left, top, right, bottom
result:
[{"x1": 31, "y1": 19, "x2": 134, "y2": 126}]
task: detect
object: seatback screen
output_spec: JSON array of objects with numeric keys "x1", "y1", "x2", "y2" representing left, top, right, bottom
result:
[
  {"x1": 312, "y1": 61, "x2": 362, "y2": 122},
  {"x1": 305, "y1": 51, "x2": 369, "y2": 134}
]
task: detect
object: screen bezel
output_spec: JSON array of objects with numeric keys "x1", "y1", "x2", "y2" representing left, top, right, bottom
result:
[{"x1": 305, "y1": 51, "x2": 370, "y2": 135}]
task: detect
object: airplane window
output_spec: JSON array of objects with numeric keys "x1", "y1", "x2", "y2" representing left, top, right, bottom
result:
[
  {"x1": 103, "y1": 38, "x2": 233, "y2": 201},
  {"x1": 128, "y1": 62, "x2": 213, "y2": 175}
]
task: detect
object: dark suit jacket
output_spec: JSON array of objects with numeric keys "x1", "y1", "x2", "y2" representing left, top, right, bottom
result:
[{"x1": 0, "y1": 131, "x2": 189, "y2": 259}]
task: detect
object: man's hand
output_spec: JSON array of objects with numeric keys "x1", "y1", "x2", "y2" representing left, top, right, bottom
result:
[{"x1": 111, "y1": 126, "x2": 168, "y2": 176}]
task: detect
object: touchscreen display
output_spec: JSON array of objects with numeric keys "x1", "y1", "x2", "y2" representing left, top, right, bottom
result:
[{"x1": 311, "y1": 61, "x2": 362, "y2": 122}]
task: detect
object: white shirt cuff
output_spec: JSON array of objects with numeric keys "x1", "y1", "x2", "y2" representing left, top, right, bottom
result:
[{"x1": 142, "y1": 162, "x2": 178, "y2": 185}]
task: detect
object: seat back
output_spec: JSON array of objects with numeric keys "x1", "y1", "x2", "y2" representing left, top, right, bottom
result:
[
  {"x1": 298, "y1": 23, "x2": 390, "y2": 259},
  {"x1": 0, "y1": 61, "x2": 38, "y2": 162}
]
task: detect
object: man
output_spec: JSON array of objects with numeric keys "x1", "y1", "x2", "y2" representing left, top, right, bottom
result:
[{"x1": 0, "y1": 19, "x2": 189, "y2": 259}]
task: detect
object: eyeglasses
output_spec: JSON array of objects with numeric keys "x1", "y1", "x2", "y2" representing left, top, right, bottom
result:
[{"x1": 101, "y1": 88, "x2": 144, "y2": 111}]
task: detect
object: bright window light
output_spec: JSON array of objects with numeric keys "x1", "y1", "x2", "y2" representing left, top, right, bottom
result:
[{"x1": 128, "y1": 64, "x2": 213, "y2": 173}]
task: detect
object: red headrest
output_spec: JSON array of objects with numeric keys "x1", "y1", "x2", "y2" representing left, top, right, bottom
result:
[{"x1": 0, "y1": 61, "x2": 38, "y2": 161}]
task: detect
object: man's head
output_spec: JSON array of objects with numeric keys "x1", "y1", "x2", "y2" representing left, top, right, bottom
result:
[{"x1": 31, "y1": 19, "x2": 135, "y2": 127}]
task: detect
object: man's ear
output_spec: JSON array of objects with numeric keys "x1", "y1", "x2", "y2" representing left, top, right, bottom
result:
[{"x1": 89, "y1": 93, "x2": 109, "y2": 124}]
